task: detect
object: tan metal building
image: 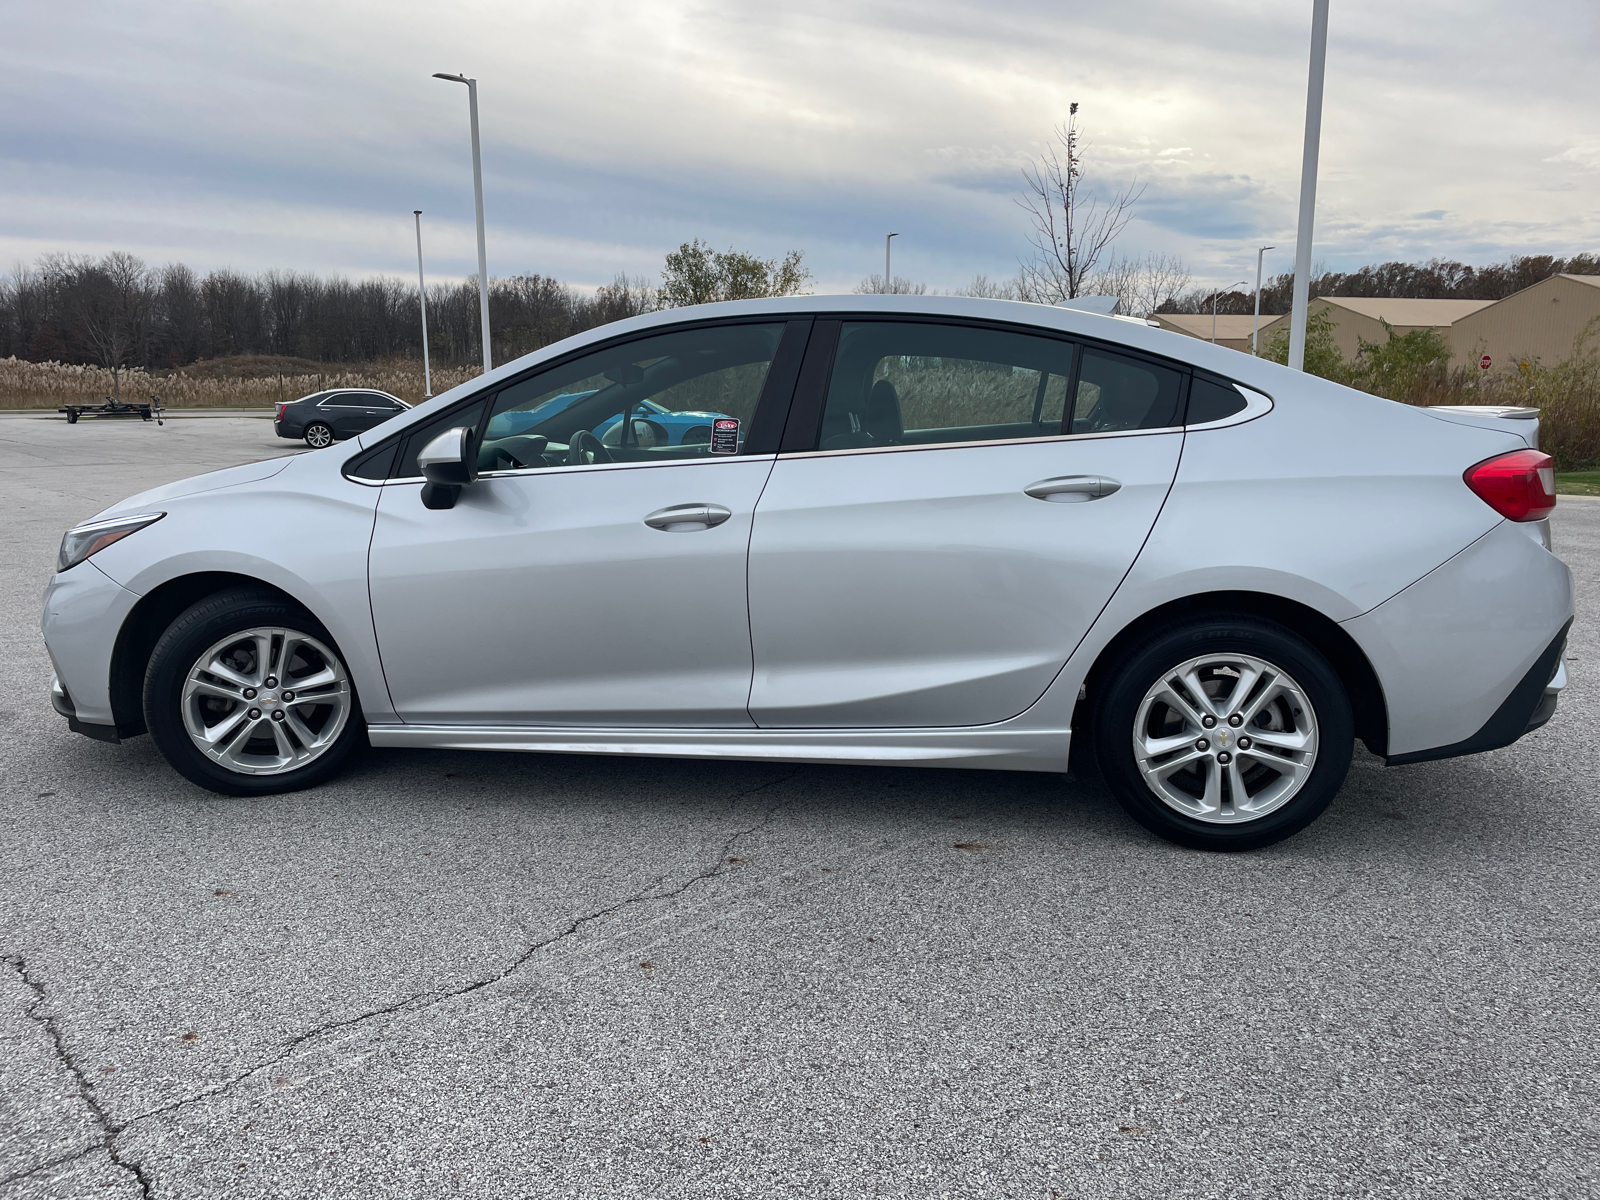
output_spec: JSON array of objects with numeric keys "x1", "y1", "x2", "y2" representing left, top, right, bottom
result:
[
  {"x1": 1148, "y1": 314, "x2": 1263, "y2": 354},
  {"x1": 1449, "y1": 274, "x2": 1600, "y2": 373},
  {"x1": 1251, "y1": 296, "x2": 1492, "y2": 361}
]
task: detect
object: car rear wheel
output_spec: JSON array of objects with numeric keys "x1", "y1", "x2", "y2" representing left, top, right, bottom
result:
[
  {"x1": 144, "y1": 588, "x2": 363, "y2": 796},
  {"x1": 304, "y1": 422, "x2": 334, "y2": 448},
  {"x1": 1091, "y1": 615, "x2": 1353, "y2": 851}
]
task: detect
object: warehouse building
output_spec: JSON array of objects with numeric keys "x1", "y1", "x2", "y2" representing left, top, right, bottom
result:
[
  {"x1": 1148, "y1": 314, "x2": 1263, "y2": 354},
  {"x1": 1449, "y1": 274, "x2": 1600, "y2": 373},
  {"x1": 1250, "y1": 296, "x2": 1491, "y2": 361}
]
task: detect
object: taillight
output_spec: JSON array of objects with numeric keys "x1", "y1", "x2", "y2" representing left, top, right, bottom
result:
[
  {"x1": 1464, "y1": 449, "x2": 1556, "y2": 522},
  {"x1": 274, "y1": 402, "x2": 288, "y2": 419}
]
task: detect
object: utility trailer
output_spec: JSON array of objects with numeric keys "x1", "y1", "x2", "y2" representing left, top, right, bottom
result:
[{"x1": 60, "y1": 395, "x2": 165, "y2": 425}]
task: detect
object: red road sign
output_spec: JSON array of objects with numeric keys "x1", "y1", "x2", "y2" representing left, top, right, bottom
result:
[{"x1": 1480, "y1": 355, "x2": 1492, "y2": 370}]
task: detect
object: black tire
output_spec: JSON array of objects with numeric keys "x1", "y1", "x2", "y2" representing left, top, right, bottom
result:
[
  {"x1": 143, "y1": 588, "x2": 364, "y2": 796},
  {"x1": 304, "y1": 422, "x2": 335, "y2": 448},
  {"x1": 67, "y1": 410, "x2": 79, "y2": 424},
  {"x1": 1091, "y1": 614, "x2": 1353, "y2": 851}
]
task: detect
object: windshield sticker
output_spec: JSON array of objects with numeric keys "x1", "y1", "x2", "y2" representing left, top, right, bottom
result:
[{"x1": 710, "y1": 417, "x2": 740, "y2": 455}]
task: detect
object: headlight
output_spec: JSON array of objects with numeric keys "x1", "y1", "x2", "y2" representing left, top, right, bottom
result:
[{"x1": 57, "y1": 512, "x2": 165, "y2": 573}]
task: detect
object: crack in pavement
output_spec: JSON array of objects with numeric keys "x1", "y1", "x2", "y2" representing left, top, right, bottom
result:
[
  {"x1": 3, "y1": 955, "x2": 154, "y2": 1198},
  {"x1": 29, "y1": 767, "x2": 800, "y2": 1164}
]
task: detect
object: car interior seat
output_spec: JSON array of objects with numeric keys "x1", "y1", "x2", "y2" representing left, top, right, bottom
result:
[{"x1": 821, "y1": 377, "x2": 904, "y2": 450}]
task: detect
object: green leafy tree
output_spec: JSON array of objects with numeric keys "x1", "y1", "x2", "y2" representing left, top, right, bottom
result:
[
  {"x1": 1261, "y1": 308, "x2": 1349, "y2": 382},
  {"x1": 659, "y1": 240, "x2": 811, "y2": 308},
  {"x1": 1352, "y1": 321, "x2": 1451, "y2": 401}
]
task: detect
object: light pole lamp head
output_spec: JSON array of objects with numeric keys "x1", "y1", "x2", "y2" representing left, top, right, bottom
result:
[{"x1": 433, "y1": 72, "x2": 472, "y2": 85}]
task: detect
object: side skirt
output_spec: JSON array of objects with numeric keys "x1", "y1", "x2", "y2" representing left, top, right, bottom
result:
[{"x1": 365, "y1": 723, "x2": 1072, "y2": 773}]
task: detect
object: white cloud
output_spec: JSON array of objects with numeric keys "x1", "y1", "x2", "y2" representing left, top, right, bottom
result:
[{"x1": 1, "y1": 0, "x2": 1595, "y2": 295}]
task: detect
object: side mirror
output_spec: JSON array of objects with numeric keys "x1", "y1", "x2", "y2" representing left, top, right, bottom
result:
[{"x1": 418, "y1": 427, "x2": 476, "y2": 510}]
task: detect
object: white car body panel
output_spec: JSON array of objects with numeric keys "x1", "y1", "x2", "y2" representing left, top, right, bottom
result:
[
  {"x1": 64, "y1": 453, "x2": 393, "y2": 722},
  {"x1": 368, "y1": 457, "x2": 776, "y2": 726},
  {"x1": 1342, "y1": 519, "x2": 1572, "y2": 756},
  {"x1": 746, "y1": 431, "x2": 1182, "y2": 728},
  {"x1": 1115, "y1": 378, "x2": 1519, "y2": 621},
  {"x1": 38, "y1": 294, "x2": 1572, "y2": 777},
  {"x1": 40, "y1": 561, "x2": 140, "y2": 725}
]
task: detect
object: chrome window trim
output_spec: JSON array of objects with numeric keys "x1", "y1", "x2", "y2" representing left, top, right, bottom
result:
[
  {"x1": 381, "y1": 452, "x2": 778, "y2": 486},
  {"x1": 1185, "y1": 383, "x2": 1275, "y2": 431},
  {"x1": 777, "y1": 425, "x2": 1183, "y2": 461}
]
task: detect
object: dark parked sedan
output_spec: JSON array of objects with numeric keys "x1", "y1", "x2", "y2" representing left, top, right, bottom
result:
[{"x1": 274, "y1": 389, "x2": 411, "y2": 447}]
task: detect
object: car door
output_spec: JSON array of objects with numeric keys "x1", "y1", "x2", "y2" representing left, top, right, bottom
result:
[
  {"x1": 367, "y1": 318, "x2": 809, "y2": 727},
  {"x1": 746, "y1": 319, "x2": 1185, "y2": 728},
  {"x1": 353, "y1": 392, "x2": 405, "y2": 433},
  {"x1": 318, "y1": 392, "x2": 369, "y2": 438}
]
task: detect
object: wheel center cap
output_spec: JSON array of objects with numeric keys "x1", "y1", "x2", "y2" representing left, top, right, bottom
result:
[
  {"x1": 260, "y1": 692, "x2": 278, "y2": 706},
  {"x1": 1215, "y1": 729, "x2": 1230, "y2": 748}
]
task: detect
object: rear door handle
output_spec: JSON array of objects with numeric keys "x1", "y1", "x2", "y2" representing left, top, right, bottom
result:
[
  {"x1": 1024, "y1": 475, "x2": 1122, "y2": 503},
  {"x1": 643, "y1": 503, "x2": 733, "y2": 531}
]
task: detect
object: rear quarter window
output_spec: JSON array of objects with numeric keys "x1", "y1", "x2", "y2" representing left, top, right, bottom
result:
[{"x1": 1186, "y1": 377, "x2": 1250, "y2": 425}]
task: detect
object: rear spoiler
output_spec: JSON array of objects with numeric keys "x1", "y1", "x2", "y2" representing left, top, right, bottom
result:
[{"x1": 1425, "y1": 405, "x2": 1541, "y2": 450}]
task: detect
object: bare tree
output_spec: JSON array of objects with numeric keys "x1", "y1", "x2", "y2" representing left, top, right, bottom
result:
[
  {"x1": 950, "y1": 274, "x2": 1025, "y2": 301},
  {"x1": 53, "y1": 252, "x2": 151, "y2": 399},
  {"x1": 853, "y1": 275, "x2": 927, "y2": 295},
  {"x1": 1017, "y1": 103, "x2": 1143, "y2": 303},
  {"x1": 1093, "y1": 252, "x2": 1192, "y2": 318}
]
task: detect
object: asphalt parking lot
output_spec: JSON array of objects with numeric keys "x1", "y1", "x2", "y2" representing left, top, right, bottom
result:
[{"x1": 2, "y1": 413, "x2": 1597, "y2": 1200}]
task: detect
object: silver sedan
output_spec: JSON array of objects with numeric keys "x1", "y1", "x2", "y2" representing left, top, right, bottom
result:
[{"x1": 41, "y1": 296, "x2": 1571, "y2": 850}]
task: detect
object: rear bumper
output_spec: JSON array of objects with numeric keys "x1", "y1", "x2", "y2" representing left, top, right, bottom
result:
[
  {"x1": 1385, "y1": 623, "x2": 1567, "y2": 766},
  {"x1": 273, "y1": 419, "x2": 300, "y2": 439},
  {"x1": 1342, "y1": 519, "x2": 1573, "y2": 762}
]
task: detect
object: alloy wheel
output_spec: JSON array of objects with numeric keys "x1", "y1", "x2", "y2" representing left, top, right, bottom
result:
[
  {"x1": 1131, "y1": 652, "x2": 1319, "y2": 824},
  {"x1": 180, "y1": 626, "x2": 352, "y2": 775},
  {"x1": 305, "y1": 424, "x2": 334, "y2": 448}
]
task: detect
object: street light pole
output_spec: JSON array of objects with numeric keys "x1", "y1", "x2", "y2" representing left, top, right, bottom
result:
[
  {"x1": 414, "y1": 210, "x2": 433, "y2": 399},
  {"x1": 433, "y1": 72, "x2": 493, "y2": 374},
  {"x1": 1288, "y1": 0, "x2": 1330, "y2": 372},
  {"x1": 1212, "y1": 281, "x2": 1248, "y2": 343},
  {"x1": 1253, "y1": 245, "x2": 1275, "y2": 355},
  {"x1": 884, "y1": 232, "x2": 898, "y2": 294}
]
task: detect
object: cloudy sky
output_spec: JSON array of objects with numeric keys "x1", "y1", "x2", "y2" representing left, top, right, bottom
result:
[{"x1": 3, "y1": 0, "x2": 1596, "y2": 294}]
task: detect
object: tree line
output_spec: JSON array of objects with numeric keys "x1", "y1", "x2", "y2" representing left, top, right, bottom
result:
[
  {"x1": 3, "y1": 238, "x2": 1596, "y2": 389},
  {"x1": 0, "y1": 239, "x2": 810, "y2": 392},
  {"x1": 1167, "y1": 252, "x2": 1600, "y2": 319}
]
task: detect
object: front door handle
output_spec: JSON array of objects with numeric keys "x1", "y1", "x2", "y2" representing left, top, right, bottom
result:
[
  {"x1": 643, "y1": 503, "x2": 733, "y2": 531},
  {"x1": 1024, "y1": 475, "x2": 1122, "y2": 503}
]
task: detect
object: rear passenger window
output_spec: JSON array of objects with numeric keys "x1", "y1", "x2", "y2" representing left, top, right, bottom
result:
[
  {"x1": 1186, "y1": 377, "x2": 1249, "y2": 425},
  {"x1": 817, "y1": 322, "x2": 1075, "y2": 450},
  {"x1": 1071, "y1": 349, "x2": 1183, "y2": 434}
]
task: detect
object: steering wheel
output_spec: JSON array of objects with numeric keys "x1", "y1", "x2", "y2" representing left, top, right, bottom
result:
[{"x1": 567, "y1": 429, "x2": 613, "y2": 466}]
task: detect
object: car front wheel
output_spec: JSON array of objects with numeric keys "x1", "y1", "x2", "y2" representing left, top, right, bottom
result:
[
  {"x1": 1091, "y1": 615, "x2": 1353, "y2": 851},
  {"x1": 304, "y1": 422, "x2": 334, "y2": 448},
  {"x1": 143, "y1": 588, "x2": 363, "y2": 796}
]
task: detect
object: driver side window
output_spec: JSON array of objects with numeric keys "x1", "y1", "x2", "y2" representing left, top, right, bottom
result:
[{"x1": 478, "y1": 323, "x2": 786, "y2": 472}]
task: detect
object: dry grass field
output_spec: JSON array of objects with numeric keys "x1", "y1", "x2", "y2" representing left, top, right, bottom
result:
[{"x1": 0, "y1": 356, "x2": 482, "y2": 410}]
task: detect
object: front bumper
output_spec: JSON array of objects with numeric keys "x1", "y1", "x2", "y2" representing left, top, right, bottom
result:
[
  {"x1": 49, "y1": 672, "x2": 120, "y2": 743},
  {"x1": 41, "y1": 560, "x2": 141, "y2": 731}
]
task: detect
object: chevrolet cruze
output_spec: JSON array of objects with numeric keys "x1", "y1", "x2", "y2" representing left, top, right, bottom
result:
[{"x1": 42, "y1": 296, "x2": 1572, "y2": 850}]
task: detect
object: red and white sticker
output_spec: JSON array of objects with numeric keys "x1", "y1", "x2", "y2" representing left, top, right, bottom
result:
[{"x1": 709, "y1": 417, "x2": 740, "y2": 454}]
